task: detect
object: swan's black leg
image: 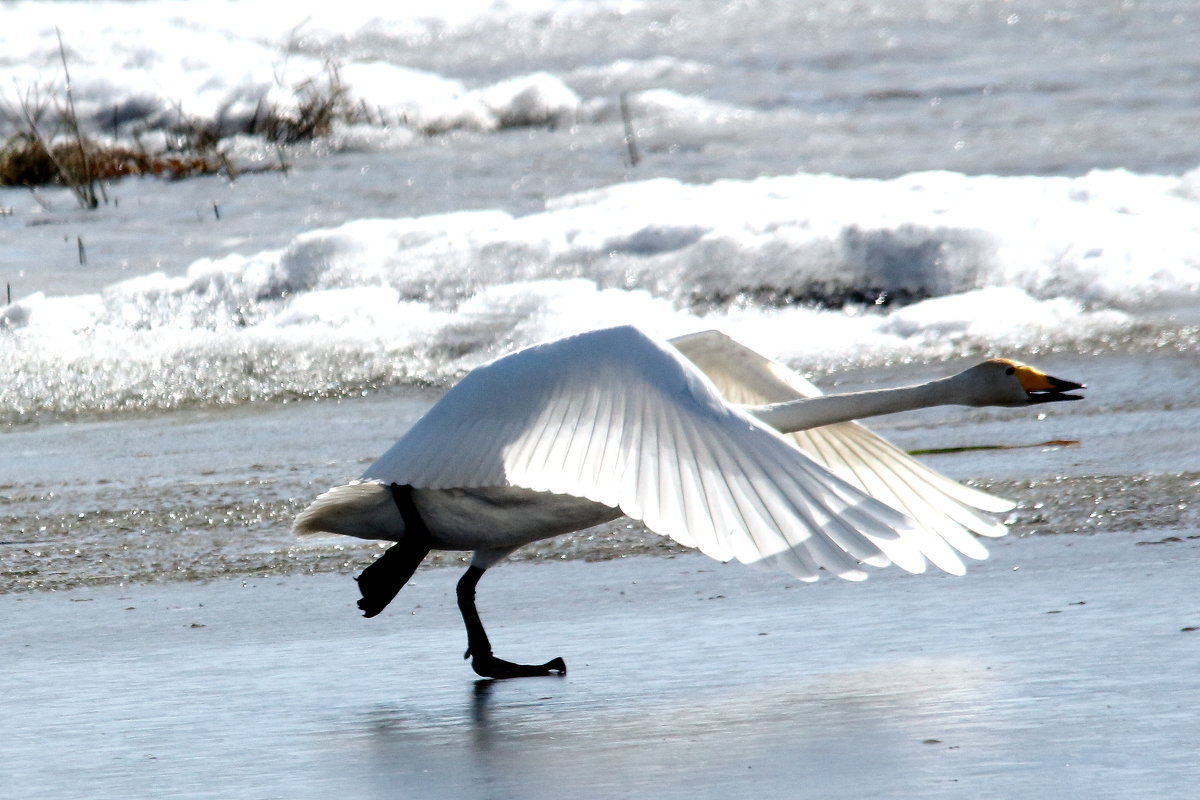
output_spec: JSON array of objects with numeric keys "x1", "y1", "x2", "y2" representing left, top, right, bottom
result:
[
  {"x1": 356, "y1": 536, "x2": 429, "y2": 617},
  {"x1": 457, "y1": 565, "x2": 566, "y2": 679},
  {"x1": 356, "y1": 484, "x2": 431, "y2": 618}
]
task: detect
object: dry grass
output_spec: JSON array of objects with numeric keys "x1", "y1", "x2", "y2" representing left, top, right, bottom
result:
[
  {"x1": 0, "y1": 45, "x2": 355, "y2": 201},
  {"x1": 250, "y1": 63, "x2": 352, "y2": 143},
  {"x1": 0, "y1": 132, "x2": 231, "y2": 187}
]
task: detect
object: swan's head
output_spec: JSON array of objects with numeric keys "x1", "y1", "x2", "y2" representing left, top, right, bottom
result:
[{"x1": 955, "y1": 358, "x2": 1085, "y2": 406}]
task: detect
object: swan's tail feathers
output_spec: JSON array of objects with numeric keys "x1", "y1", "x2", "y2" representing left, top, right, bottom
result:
[{"x1": 293, "y1": 481, "x2": 402, "y2": 541}]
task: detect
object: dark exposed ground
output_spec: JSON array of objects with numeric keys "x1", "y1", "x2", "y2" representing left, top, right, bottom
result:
[{"x1": 4, "y1": 470, "x2": 1198, "y2": 594}]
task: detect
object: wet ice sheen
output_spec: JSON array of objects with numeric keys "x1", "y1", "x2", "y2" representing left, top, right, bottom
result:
[{"x1": 3, "y1": 534, "x2": 1197, "y2": 799}]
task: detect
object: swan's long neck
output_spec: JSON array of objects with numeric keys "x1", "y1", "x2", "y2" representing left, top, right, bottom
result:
[{"x1": 747, "y1": 377, "x2": 957, "y2": 433}]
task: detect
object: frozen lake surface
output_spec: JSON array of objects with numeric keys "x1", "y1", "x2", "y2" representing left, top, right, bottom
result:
[{"x1": 4, "y1": 532, "x2": 1198, "y2": 800}]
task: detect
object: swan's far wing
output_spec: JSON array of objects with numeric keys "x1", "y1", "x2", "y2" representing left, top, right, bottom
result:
[
  {"x1": 670, "y1": 329, "x2": 826, "y2": 402},
  {"x1": 364, "y1": 325, "x2": 928, "y2": 581},
  {"x1": 670, "y1": 330, "x2": 1013, "y2": 572}
]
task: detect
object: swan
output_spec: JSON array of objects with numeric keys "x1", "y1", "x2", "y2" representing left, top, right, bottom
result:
[{"x1": 294, "y1": 325, "x2": 1083, "y2": 678}]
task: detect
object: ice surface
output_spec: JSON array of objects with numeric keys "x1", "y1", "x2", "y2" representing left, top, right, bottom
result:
[{"x1": 4, "y1": 535, "x2": 1199, "y2": 799}]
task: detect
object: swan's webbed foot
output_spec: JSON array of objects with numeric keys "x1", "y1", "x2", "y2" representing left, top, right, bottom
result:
[
  {"x1": 356, "y1": 485, "x2": 432, "y2": 618},
  {"x1": 457, "y1": 563, "x2": 565, "y2": 679},
  {"x1": 466, "y1": 649, "x2": 567, "y2": 679},
  {"x1": 356, "y1": 535, "x2": 430, "y2": 618}
]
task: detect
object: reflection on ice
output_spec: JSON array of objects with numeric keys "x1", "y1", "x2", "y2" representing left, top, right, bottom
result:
[{"x1": 4, "y1": 496, "x2": 1199, "y2": 799}]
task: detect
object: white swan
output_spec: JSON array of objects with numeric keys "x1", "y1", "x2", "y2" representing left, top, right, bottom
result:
[{"x1": 294, "y1": 325, "x2": 1082, "y2": 678}]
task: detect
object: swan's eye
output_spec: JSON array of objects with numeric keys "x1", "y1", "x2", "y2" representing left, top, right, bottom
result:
[{"x1": 1005, "y1": 366, "x2": 1016, "y2": 376}]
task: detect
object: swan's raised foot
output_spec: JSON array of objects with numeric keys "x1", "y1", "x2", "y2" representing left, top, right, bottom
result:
[{"x1": 467, "y1": 652, "x2": 567, "y2": 679}]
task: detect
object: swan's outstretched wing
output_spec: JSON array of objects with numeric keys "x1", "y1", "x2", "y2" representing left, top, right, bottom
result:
[
  {"x1": 364, "y1": 325, "x2": 936, "y2": 581},
  {"x1": 670, "y1": 329, "x2": 1013, "y2": 573}
]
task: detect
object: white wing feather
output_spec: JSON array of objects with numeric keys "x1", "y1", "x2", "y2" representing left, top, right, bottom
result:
[
  {"x1": 363, "y1": 326, "x2": 929, "y2": 581},
  {"x1": 670, "y1": 329, "x2": 1013, "y2": 573}
]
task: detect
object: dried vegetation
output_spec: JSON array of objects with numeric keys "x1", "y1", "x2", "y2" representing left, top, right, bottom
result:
[{"x1": 0, "y1": 32, "x2": 357, "y2": 207}]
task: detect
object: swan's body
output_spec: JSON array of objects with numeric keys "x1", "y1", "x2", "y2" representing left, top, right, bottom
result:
[{"x1": 295, "y1": 325, "x2": 1082, "y2": 677}]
